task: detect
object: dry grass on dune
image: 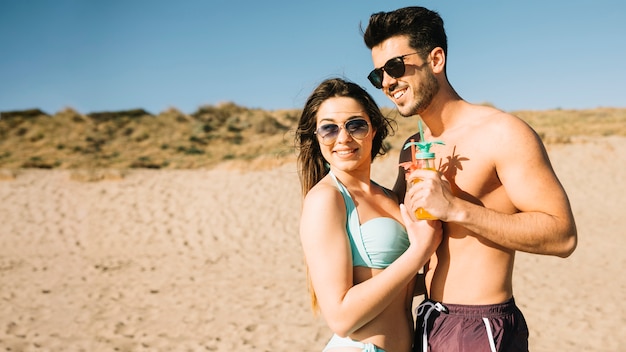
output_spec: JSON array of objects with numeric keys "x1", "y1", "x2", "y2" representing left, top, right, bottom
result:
[
  {"x1": 514, "y1": 107, "x2": 626, "y2": 143},
  {"x1": 0, "y1": 104, "x2": 299, "y2": 170},
  {"x1": 1, "y1": 104, "x2": 625, "y2": 171}
]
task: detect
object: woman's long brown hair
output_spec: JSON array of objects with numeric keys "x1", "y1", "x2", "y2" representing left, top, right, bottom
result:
[{"x1": 294, "y1": 77, "x2": 394, "y2": 313}]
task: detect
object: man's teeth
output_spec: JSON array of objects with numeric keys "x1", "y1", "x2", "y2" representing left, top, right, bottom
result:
[{"x1": 393, "y1": 90, "x2": 405, "y2": 99}]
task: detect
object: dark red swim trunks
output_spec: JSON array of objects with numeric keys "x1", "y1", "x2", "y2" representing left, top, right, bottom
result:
[{"x1": 414, "y1": 297, "x2": 529, "y2": 352}]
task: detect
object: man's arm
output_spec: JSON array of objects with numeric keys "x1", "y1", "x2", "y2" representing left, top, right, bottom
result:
[
  {"x1": 455, "y1": 116, "x2": 576, "y2": 256},
  {"x1": 408, "y1": 115, "x2": 577, "y2": 257}
]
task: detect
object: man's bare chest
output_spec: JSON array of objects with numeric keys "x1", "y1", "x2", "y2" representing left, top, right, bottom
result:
[{"x1": 431, "y1": 143, "x2": 502, "y2": 201}]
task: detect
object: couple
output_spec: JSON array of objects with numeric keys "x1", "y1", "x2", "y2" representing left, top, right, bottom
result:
[{"x1": 295, "y1": 6, "x2": 577, "y2": 352}]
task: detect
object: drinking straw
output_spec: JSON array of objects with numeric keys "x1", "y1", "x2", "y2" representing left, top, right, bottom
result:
[
  {"x1": 418, "y1": 118, "x2": 430, "y2": 168},
  {"x1": 410, "y1": 139, "x2": 416, "y2": 167}
]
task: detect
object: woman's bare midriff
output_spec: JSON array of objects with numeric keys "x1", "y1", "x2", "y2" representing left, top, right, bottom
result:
[{"x1": 348, "y1": 267, "x2": 415, "y2": 352}]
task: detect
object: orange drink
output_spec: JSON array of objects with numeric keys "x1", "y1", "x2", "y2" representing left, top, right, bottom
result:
[
  {"x1": 410, "y1": 168, "x2": 438, "y2": 220},
  {"x1": 401, "y1": 133, "x2": 444, "y2": 221}
]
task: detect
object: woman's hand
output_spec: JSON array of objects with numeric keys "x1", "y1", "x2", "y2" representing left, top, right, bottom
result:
[{"x1": 400, "y1": 203, "x2": 442, "y2": 256}]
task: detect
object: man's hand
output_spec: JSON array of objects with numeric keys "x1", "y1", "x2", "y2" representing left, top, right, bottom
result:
[{"x1": 405, "y1": 169, "x2": 455, "y2": 222}]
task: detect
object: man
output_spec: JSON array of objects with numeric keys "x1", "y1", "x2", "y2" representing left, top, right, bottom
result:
[{"x1": 363, "y1": 6, "x2": 577, "y2": 352}]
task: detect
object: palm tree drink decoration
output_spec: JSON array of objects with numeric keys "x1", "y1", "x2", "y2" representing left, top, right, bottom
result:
[{"x1": 399, "y1": 119, "x2": 444, "y2": 220}]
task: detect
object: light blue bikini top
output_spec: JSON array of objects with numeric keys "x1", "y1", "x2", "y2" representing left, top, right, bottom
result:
[{"x1": 329, "y1": 171, "x2": 409, "y2": 269}]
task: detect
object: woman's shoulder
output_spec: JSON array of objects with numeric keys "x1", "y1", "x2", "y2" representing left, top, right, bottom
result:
[
  {"x1": 303, "y1": 176, "x2": 344, "y2": 212},
  {"x1": 300, "y1": 175, "x2": 348, "y2": 243}
]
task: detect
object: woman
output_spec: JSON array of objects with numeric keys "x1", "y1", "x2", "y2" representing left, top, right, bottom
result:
[{"x1": 295, "y1": 78, "x2": 442, "y2": 352}]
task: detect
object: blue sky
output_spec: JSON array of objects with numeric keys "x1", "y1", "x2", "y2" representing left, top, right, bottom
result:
[{"x1": 1, "y1": 0, "x2": 625, "y2": 115}]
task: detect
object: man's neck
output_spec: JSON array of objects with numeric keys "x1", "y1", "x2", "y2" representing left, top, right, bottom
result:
[{"x1": 420, "y1": 86, "x2": 465, "y2": 137}]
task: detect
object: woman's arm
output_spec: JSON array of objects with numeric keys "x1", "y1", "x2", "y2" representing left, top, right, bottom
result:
[{"x1": 301, "y1": 185, "x2": 441, "y2": 336}]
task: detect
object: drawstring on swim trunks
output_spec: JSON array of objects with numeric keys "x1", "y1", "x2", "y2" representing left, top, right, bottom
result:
[{"x1": 416, "y1": 301, "x2": 448, "y2": 352}]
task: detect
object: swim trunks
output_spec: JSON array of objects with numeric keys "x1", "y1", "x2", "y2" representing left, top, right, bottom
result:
[
  {"x1": 323, "y1": 334, "x2": 386, "y2": 352},
  {"x1": 329, "y1": 171, "x2": 409, "y2": 269},
  {"x1": 414, "y1": 298, "x2": 529, "y2": 352}
]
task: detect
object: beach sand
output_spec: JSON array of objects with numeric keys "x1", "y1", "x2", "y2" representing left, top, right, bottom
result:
[{"x1": 0, "y1": 136, "x2": 624, "y2": 351}]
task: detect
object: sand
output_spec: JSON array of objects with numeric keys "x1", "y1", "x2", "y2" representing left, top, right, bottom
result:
[{"x1": 0, "y1": 136, "x2": 624, "y2": 352}]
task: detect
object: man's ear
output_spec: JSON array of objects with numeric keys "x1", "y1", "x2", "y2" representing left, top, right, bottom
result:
[{"x1": 430, "y1": 47, "x2": 446, "y2": 74}]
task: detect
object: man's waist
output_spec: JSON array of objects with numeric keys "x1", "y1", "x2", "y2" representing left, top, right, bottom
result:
[
  {"x1": 426, "y1": 278, "x2": 513, "y2": 306},
  {"x1": 418, "y1": 297, "x2": 518, "y2": 318}
]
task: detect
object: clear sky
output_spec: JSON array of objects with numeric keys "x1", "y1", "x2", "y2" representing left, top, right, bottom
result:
[{"x1": 1, "y1": 0, "x2": 625, "y2": 115}]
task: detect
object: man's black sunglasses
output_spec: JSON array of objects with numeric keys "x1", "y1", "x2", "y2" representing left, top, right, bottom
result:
[{"x1": 367, "y1": 52, "x2": 420, "y2": 89}]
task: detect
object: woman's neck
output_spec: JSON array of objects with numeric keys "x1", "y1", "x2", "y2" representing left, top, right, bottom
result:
[{"x1": 329, "y1": 167, "x2": 371, "y2": 192}]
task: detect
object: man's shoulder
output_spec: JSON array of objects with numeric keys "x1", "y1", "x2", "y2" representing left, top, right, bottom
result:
[
  {"x1": 468, "y1": 104, "x2": 535, "y2": 136},
  {"x1": 468, "y1": 103, "x2": 513, "y2": 121}
]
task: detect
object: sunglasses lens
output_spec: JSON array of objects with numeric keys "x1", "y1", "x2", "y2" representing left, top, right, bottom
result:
[
  {"x1": 317, "y1": 124, "x2": 339, "y2": 140},
  {"x1": 346, "y1": 119, "x2": 370, "y2": 139},
  {"x1": 367, "y1": 57, "x2": 406, "y2": 89},
  {"x1": 385, "y1": 58, "x2": 406, "y2": 78},
  {"x1": 367, "y1": 69, "x2": 383, "y2": 89}
]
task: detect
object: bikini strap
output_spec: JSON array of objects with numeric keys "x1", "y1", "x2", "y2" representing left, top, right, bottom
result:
[{"x1": 328, "y1": 171, "x2": 373, "y2": 267}]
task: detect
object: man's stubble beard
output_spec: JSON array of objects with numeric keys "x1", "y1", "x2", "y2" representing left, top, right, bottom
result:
[{"x1": 398, "y1": 70, "x2": 439, "y2": 118}]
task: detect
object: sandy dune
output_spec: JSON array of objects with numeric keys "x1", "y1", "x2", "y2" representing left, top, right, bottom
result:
[{"x1": 0, "y1": 136, "x2": 624, "y2": 351}]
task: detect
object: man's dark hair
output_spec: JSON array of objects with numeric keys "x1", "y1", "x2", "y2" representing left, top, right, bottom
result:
[{"x1": 363, "y1": 6, "x2": 448, "y2": 61}]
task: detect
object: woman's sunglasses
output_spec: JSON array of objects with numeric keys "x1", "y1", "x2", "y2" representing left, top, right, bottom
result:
[
  {"x1": 315, "y1": 118, "x2": 371, "y2": 145},
  {"x1": 367, "y1": 52, "x2": 419, "y2": 89}
]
